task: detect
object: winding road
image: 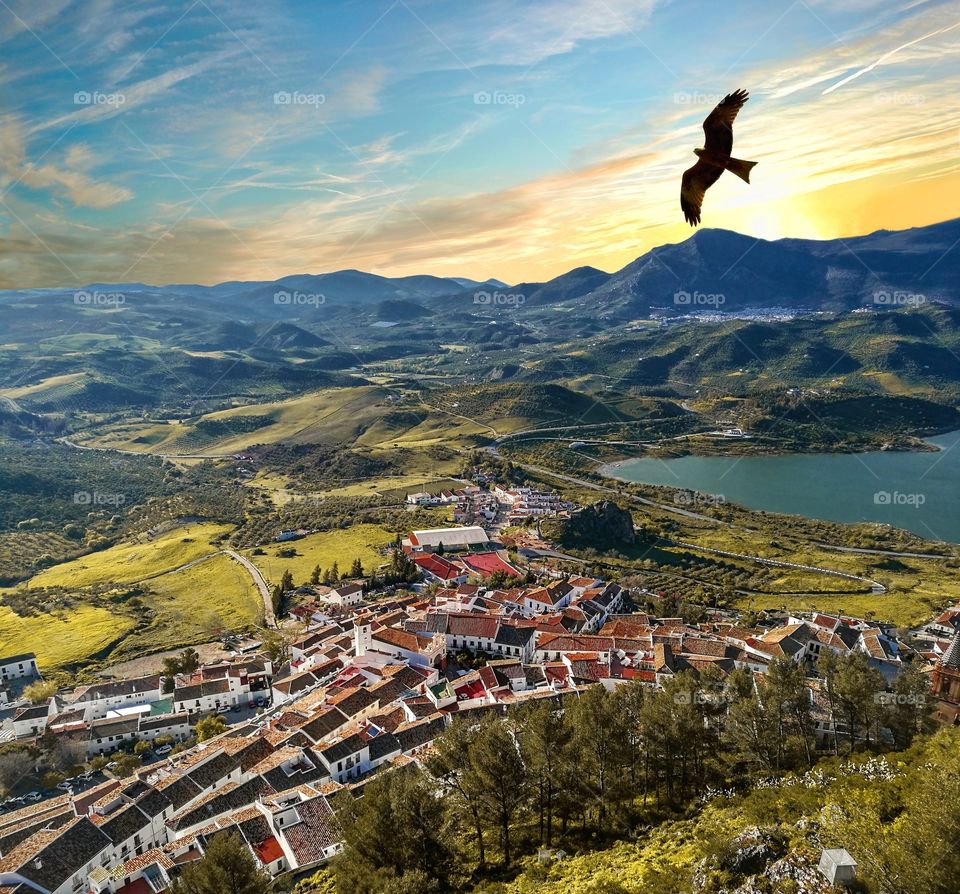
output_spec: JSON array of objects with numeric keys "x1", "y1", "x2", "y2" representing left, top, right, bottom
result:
[{"x1": 224, "y1": 549, "x2": 276, "y2": 627}]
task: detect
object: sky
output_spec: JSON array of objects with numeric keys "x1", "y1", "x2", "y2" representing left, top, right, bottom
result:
[{"x1": 0, "y1": 0, "x2": 957, "y2": 288}]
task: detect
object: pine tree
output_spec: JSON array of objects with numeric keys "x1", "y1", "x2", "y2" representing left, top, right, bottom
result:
[
  {"x1": 334, "y1": 766, "x2": 451, "y2": 893},
  {"x1": 467, "y1": 715, "x2": 528, "y2": 867},
  {"x1": 171, "y1": 831, "x2": 272, "y2": 894},
  {"x1": 516, "y1": 699, "x2": 571, "y2": 846},
  {"x1": 310, "y1": 564, "x2": 321, "y2": 585}
]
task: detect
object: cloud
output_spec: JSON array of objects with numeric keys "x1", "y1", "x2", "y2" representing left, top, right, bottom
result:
[
  {"x1": 822, "y1": 19, "x2": 960, "y2": 94},
  {"x1": 32, "y1": 47, "x2": 243, "y2": 134},
  {"x1": 0, "y1": 118, "x2": 131, "y2": 208},
  {"x1": 424, "y1": 0, "x2": 661, "y2": 68}
]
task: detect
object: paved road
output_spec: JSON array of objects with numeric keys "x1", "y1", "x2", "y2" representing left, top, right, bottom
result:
[{"x1": 224, "y1": 549, "x2": 275, "y2": 627}]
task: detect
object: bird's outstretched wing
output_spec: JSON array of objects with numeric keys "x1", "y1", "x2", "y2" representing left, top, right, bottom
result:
[
  {"x1": 702, "y1": 88, "x2": 749, "y2": 156},
  {"x1": 680, "y1": 159, "x2": 723, "y2": 226}
]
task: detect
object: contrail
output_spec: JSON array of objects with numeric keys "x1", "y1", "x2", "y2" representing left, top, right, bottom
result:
[{"x1": 822, "y1": 20, "x2": 960, "y2": 95}]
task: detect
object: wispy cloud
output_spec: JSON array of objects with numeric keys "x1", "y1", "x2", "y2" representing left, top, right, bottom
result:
[{"x1": 822, "y1": 19, "x2": 960, "y2": 95}]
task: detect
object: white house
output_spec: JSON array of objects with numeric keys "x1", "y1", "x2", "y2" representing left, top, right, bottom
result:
[{"x1": 0, "y1": 652, "x2": 39, "y2": 681}]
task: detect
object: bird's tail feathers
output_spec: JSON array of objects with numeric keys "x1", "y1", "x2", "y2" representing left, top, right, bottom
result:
[{"x1": 727, "y1": 157, "x2": 757, "y2": 184}]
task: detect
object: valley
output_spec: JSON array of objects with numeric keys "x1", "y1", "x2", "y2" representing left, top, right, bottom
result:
[{"x1": 2, "y1": 221, "x2": 960, "y2": 670}]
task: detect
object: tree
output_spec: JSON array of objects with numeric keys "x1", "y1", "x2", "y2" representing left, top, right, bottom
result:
[
  {"x1": 270, "y1": 585, "x2": 284, "y2": 617},
  {"x1": 310, "y1": 564, "x2": 322, "y2": 585},
  {"x1": 22, "y1": 680, "x2": 56, "y2": 704},
  {"x1": 349, "y1": 557, "x2": 364, "y2": 578},
  {"x1": 260, "y1": 631, "x2": 289, "y2": 666},
  {"x1": 727, "y1": 658, "x2": 813, "y2": 774},
  {"x1": 569, "y1": 685, "x2": 631, "y2": 829},
  {"x1": 821, "y1": 651, "x2": 886, "y2": 754},
  {"x1": 110, "y1": 753, "x2": 141, "y2": 778},
  {"x1": 467, "y1": 715, "x2": 528, "y2": 867},
  {"x1": 172, "y1": 831, "x2": 272, "y2": 894},
  {"x1": 324, "y1": 562, "x2": 340, "y2": 585},
  {"x1": 179, "y1": 648, "x2": 200, "y2": 674},
  {"x1": 42, "y1": 770, "x2": 65, "y2": 789},
  {"x1": 0, "y1": 749, "x2": 34, "y2": 796},
  {"x1": 886, "y1": 660, "x2": 935, "y2": 748},
  {"x1": 426, "y1": 720, "x2": 489, "y2": 871},
  {"x1": 334, "y1": 766, "x2": 452, "y2": 894},
  {"x1": 280, "y1": 569, "x2": 295, "y2": 592},
  {"x1": 196, "y1": 715, "x2": 227, "y2": 742},
  {"x1": 516, "y1": 699, "x2": 571, "y2": 846}
]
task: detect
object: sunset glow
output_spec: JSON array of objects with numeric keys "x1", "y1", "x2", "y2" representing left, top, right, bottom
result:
[{"x1": 0, "y1": 0, "x2": 957, "y2": 287}]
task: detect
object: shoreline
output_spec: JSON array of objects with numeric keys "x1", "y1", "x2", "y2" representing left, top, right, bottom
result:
[{"x1": 598, "y1": 429, "x2": 956, "y2": 479}]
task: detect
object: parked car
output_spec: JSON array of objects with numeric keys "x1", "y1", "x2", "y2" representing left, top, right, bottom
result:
[
  {"x1": 216, "y1": 706, "x2": 230, "y2": 715},
  {"x1": 154, "y1": 744, "x2": 173, "y2": 755},
  {"x1": 24, "y1": 791, "x2": 41, "y2": 802},
  {"x1": 2, "y1": 797, "x2": 23, "y2": 809},
  {"x1": 56, "y1": 781, "x2": 73, "y2": 791}
]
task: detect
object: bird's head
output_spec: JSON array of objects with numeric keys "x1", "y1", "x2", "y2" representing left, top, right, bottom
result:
[{"x1": 693, "y1": 148, "x2": 704, "y2": 158}]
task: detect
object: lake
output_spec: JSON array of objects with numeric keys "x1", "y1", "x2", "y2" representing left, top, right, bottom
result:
[{"x1": 603, "y1": 430, "x2": 960, "y2": 542}]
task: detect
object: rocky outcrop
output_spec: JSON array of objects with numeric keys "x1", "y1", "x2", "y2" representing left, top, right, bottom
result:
[{"x1": 541, "y1": 500, "x2": 635, "y2": 548}]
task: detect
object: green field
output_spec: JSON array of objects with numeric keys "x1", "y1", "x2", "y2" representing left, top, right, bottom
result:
[
  {"x1": 24, "y1": 522, "x2": 232, "y2": 589},
  {"x1": 115, "y1": 553, "x2": 263, "y2": 659},
  {"x1": 76, "y1": 386, "x2": 393, "y2": 455},
  {"x1": 0, "y1": 522, "x2": 254, "y2": 669},
  {"x1": 0, "y1": 604, "x2": 135, "y2": 670},
  {"x1": 242, "y1": 524, "x2": 395, "y2": 587}
]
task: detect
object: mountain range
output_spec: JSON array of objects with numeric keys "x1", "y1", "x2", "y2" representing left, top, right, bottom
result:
[
  {"x1": 2, "y1": 218, "x2": 959, "y2": 418},
  {"x1": 2, "y1": 218, "x2": 956, "y2": 323}
]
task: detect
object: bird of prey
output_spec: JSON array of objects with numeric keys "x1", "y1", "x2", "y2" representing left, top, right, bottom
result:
[{"x1": 680, "y1": 89, "x2": 757, "y2": 226}]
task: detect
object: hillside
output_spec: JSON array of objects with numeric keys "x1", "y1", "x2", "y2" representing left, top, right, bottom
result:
[{"x1": 500, "y1": 726, "x2": 960, "y2": 894}]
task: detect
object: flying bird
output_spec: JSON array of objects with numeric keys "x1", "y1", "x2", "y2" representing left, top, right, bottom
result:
[{"x1": 680, "y1": 89, "x2": 757, "y2": 227}]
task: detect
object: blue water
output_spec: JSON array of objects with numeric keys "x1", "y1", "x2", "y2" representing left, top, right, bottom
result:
[{"x1": 605, "y1": 430, "x2": 960, "y2": 542}]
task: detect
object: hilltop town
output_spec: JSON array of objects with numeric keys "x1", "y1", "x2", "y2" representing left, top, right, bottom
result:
[{"x1": 0, "y1": 490, "x2": 958, "y2": 892}]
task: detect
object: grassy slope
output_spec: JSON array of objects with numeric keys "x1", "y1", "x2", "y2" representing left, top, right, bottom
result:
[
  {"x1": 75, "y1": 386, "x2": 390, "y2": 454},
  {"x1": 503, "y1": 729, "x2": 959, "y2": 894},
  {"x1": 23, "y1": 522, "x2": 232, "y2": 588},
  {"x1": 0, "y1": 604, "x2": 134, "y2": 670},
  {"x1": 0, "y1": 522, "x2": 244, "y2": 668},
  {"x1": 242, "y1": 524, "x2": 395, "y2": 588},
  {"x1": 116, "y1": 553, "x2": 262, "y2": 658}
]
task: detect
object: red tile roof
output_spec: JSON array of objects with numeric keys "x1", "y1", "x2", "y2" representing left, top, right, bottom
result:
[
  {"x1": 411, "y1": 553, "x2": 463, "y2": 581},
  {"x1": 459, "y1": 552, "x2": 520, "y2": 577},
  {"x1": 254, "y1": 835, "x2": 284, "y2": 864}
]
